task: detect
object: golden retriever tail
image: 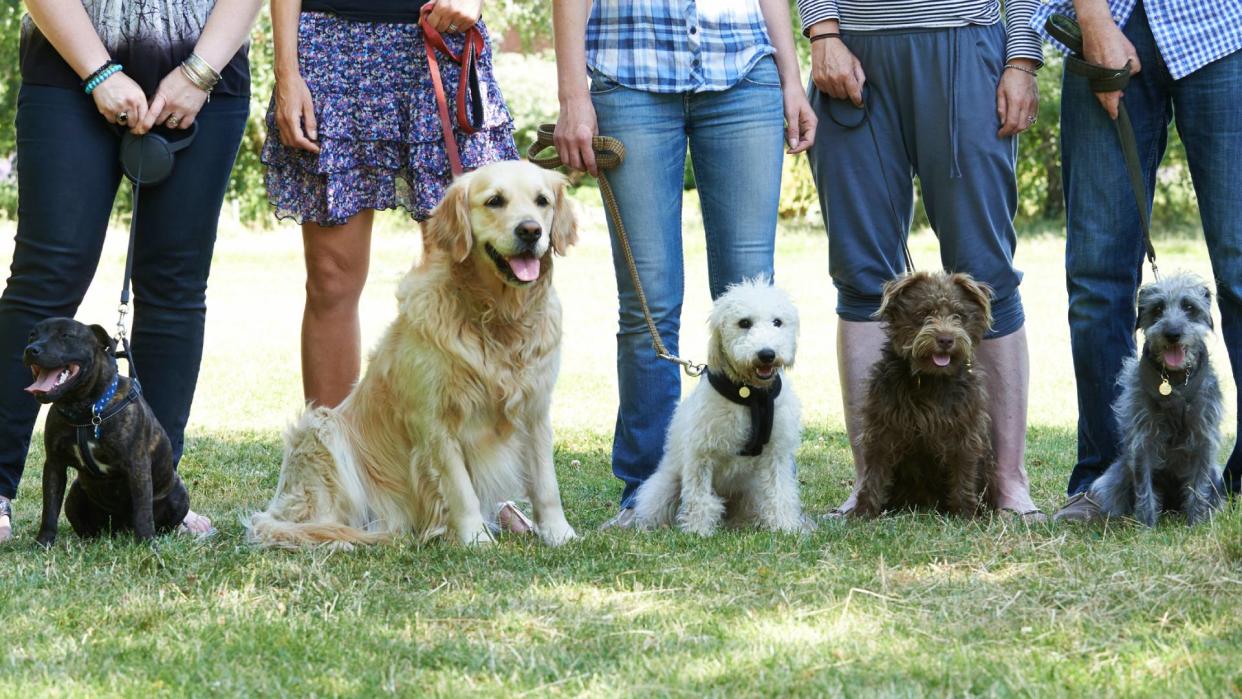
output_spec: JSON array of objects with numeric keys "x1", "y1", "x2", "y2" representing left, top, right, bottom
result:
[
  {"x1": 245, "y1": 406, "x2": 392, "y2": 549},
  {"x1": 245, "y1": 513, "x2": 389, "y2": 549}
]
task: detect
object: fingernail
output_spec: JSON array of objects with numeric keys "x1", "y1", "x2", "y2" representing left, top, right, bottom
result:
[{"x1": 788, "y1": 137, "x2": 797, "y2": 148}]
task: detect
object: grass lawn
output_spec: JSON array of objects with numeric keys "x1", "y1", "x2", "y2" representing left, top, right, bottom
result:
[{"x1": 0, "y1": 199, "x2": 1239, "y2": 697}]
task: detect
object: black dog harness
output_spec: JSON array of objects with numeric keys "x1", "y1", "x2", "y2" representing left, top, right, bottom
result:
[
  {"x1": 706, "y1": 369, "x2": 782, "y2": 457},
  {"x1": 55, "y1": 375, "x2": 142, "y2": 478}
]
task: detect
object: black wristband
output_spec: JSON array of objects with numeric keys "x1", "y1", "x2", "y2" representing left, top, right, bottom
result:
[
  {"x1": 81, "y1": 60, "x2": 118, "y2": 88},
  {"x1": 809, "y1": 32, "x2": 843, "y2": 44}
]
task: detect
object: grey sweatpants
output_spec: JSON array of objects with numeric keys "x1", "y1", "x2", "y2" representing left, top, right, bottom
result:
[{"x1": 806, "y1": 23, "x2": 1025, "y2": 338}]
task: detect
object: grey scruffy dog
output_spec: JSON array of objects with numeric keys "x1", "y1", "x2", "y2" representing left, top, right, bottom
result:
[
  {"x1": 23, "y1": 318, "x2": 191, "y2": 544},
  {"x1": 1088, "y1": 272, "x2": 1226, "y2": 526}
]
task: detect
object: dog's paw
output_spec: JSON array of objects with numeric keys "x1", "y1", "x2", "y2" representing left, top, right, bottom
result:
[
  {"x1": 679, "y1": 519, "x2": 718, "y2": 538},
  {"x1": 456, "y1": 520, "x2": 495, "y2": 546},
  {"x1": 35, "y1": 533, "x2": 56, "y2": 549},
  {"x1": 538, "y1": 521, "x2": 578, "y2": 546}
]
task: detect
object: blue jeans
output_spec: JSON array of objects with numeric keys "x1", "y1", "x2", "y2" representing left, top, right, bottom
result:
[
  {"x1": 591, "y1": 57, "x2": 785, "y2": 507},
  {"x1": 1062, "y1": 3, "x2": 1242, "y2": 495},
  {"x1": 0, "y1": 85, "x2": 248, "y2": 500}
]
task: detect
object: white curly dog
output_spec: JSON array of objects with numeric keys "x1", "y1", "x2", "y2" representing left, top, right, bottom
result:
[{"x1": 632, "y1": 278, "x2": 804, "y2": 536}]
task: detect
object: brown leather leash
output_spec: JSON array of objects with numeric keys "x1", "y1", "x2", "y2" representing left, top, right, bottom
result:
[
  {"x1": 528, "y1": 123, "x2": 706, "y2": 377},
  {"x1": 420, "y1": 4, "x2": 485, "y2": 177}
]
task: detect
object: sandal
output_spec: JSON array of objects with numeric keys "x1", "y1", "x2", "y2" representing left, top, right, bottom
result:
[
  {"x1": 495, "y1": 501, "x2": 535, "y2": 535},
  {"x1": 175, "y1": 510, "x2": 218, "y2": 539},
  {"x1": 0, "y1": 497, "x2": 12, "y2": 544},
  {"x1": 1000, "y1": 507, "x2": 1048, "y2": 524}
]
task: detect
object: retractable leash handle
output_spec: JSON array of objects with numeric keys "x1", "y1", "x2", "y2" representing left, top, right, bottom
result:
[
  {"x1": 527, "y1": 124, "x2": 707, "y2": 378},
  {"x1": 1046, "y1": 14, "x2": 1159, "y2": 279},
  {"x1": 113, "y1": 123, "x2": 201, "y2": 379}
]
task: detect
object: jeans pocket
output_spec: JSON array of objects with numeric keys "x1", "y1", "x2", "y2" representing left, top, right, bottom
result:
[
  {"x1": 589, "y1": 69, "x2": 624, "y2": 95},
  {"x1": 741, "y1": 55, "x2": 782, "y2": 88}
]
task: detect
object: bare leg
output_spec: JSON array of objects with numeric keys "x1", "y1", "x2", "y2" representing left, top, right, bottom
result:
[
  {"x1": 829, "y1": 319, "x2": 886, "y2": 514},
  {"x1": 976, "y1": 326, "x2": 1040, "y2": 514},
  {"x1": 301, "y1": 211, "x2": 375, "y2": 408}
]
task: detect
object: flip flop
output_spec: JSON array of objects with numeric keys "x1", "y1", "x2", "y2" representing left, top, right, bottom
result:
[
  {"x1": 176, "y1": 511, "x2": 218, "y2": 539},
  {"x1": 0, "y1": 498, "x2": 12, "y2": 544},
  {"x1": 1000, "y1": 508, "x2": 1048, "y2": 524},
  {"x1": 496, "y1": 501, "x2": 535, "y2": 535}
]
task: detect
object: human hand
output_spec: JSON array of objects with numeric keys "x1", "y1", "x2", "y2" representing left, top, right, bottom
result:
[
  {"x1": 141, "y1": 67, "x2": 208, "y2": 133},
  {"x1": 554, "y1": 93, "x2": 598, "y2": 176},
  {"x1": 425, "y1": 0, "x2": 483, "y2": 33},
  {"x1": 1080, "y1": 16, "x2": 1141, "y2": 119},
  {"x1": 91, "y1": 71, "x2": 148, "y2": 134},
  {"x1": 810, "y1": 35, "x2": 866, "y2": 106},
  {"x1": 783, "y1": 87, "x2": 817, "y2": 153},
  {"x1": 274, "y1": 72, "x2": 320, "y2": 153},
  {"x1": 996, "y1": 61, "x2": 1039, "y2": 137}
]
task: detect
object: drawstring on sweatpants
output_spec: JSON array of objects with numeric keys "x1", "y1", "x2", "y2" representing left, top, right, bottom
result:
[{"x1": 947, "y1": 27, "x2": 963, "y2": 179}]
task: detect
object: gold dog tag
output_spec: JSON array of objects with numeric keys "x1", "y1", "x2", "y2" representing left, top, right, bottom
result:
[
  {"x1": 1159, "y1": 379, "x2": 1173, "y2": 396},
  {"x1": 739, "y1": 386, "x2": 751, "y2": 398}
]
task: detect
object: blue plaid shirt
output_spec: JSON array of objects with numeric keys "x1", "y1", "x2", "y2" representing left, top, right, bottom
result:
[
  {"x1": 1031, "y1": 1, "x2": 1242, "y2": 80},
  {"x1": 586, "y1": 0, "x2": 776, "y2": 93}
]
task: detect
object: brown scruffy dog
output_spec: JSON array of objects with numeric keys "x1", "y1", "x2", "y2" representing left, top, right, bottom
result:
[{"x1": 854, "y1": 271, "x2": 997, "y2": 517}]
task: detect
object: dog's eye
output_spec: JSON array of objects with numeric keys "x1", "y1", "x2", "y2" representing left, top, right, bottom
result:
[
  {"x1": 1152, "y1": 302, "x2": 1164, "y2": 317},
  {"x1": 738, "y1": 319, "x2": 753, "y2": 329},
  {"x1": 485, "y1": 194, "x2": 506, "y2": 208},
  {"x1": 1181, "y1": 301, "x2": 1196, "y2": 314},
  {"x1": 772, "y1": 318, "x2": 783, "y2": 328},
  {"x1": 535, "y1": 194, "x2": 550, "y2": 207}
]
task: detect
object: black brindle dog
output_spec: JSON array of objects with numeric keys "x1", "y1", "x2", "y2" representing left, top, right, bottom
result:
[{"x1": 24, "y1": 318, "x2": 190, "y2": 544}]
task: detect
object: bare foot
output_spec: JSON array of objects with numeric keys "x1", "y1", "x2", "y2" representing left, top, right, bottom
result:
[
  {"x1": 0, "y1": 497, "x2": 12, "y2": 544},
  {"x1": 176, "y1": 509, "x2": 216, "y2": 538}
]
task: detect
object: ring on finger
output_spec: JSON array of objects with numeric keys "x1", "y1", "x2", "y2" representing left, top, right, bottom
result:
[
  {"x1": 448, "y1": 23, "x2": 459, "y2": 31},
  {"x1": 166, "y1": 114, "x2": 181, "y2": 128},
  {"x1": 1026, "y1": 114, "x2": 1037, "y2": 125},
  {"x1": 116, "y1": 111, "x2": 128, "y2": 126}
]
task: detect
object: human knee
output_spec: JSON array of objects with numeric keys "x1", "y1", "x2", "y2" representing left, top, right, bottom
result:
[{"x1": 305, "y1": 250, "x2": 367, "y2": 311}]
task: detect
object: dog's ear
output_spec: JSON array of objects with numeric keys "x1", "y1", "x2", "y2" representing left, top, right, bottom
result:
[
  {"x1": 1135, "y1": 284, "x2": 1156, "y2": 332},
  {"x1": 89, "y1": 324, "x2": 117, "y2": 355},
  {"x1": 950, "y1": 273, "x2": 993, "y2": 331},
  {"x1": 547, "y1": 170, "x2": 578, "y2": 256},
  {"x1": 1202, "y1": 283, "x2": 1215, "y2": 330},
  {"x1": 425, "y1": 172, "x2": 474, "y2": 263},
  {"x1": 873, "y1": 273, "x2": 923, "y2": 322}
]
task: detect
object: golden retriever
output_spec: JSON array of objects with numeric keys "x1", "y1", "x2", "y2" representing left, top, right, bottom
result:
[{"x1": 247, "y1": 160, "x2": 579, "y2": 547}]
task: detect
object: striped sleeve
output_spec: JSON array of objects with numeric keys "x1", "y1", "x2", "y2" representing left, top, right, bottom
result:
[
  {"x1": 797, "y1": 0, "x2": 839, "y2": 36},
  {"x1": 1004, "y1": 0, "x2": 1044, "y2": 63}
]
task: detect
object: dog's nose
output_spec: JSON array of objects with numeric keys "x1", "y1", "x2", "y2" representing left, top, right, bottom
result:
[
  {"x1": 936, "y1": 335, "x2": 955, "y2": 350},
  {"x1": 514, "y1": 220, "x2": 542, "y2": 244},
  {"x1": 24, "y1": 344, "x2": 39, "y2": 358},
  {"x1": 1165, "y1": 330, "x2": 1183, "y2": 344},
  {"x1": 757, "y1": 348, "x2": 776, "y2": 364}
]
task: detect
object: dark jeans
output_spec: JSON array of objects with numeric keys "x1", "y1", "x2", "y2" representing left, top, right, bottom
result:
[
  {"x1": 0, "y1": 85, "x2": 248, "y2": 500},
  {"x1": 1062, "y1": 4, "x2": 1242, "y2": 495}
]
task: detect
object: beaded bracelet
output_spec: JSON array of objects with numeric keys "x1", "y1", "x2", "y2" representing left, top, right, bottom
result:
[
  {"x1": 1004, "y1": 63, "x2": 1039, "y2": 77},
  {"x1": 81, "y1": 60, "x2": 117, "y2": 89},
  {"x1": 84, "y1": 63, "x2": 123, "y2": 95}
]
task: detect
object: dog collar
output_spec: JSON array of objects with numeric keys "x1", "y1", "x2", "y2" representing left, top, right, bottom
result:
[
  {"x1": 56, "y1": 377, "x2": 141, "y2": 436},
  {"x1": 706, "y1": 369, "x2": 782, "y2": 457}
]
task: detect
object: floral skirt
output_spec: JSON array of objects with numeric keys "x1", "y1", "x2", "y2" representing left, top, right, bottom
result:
[{"x1": 261, "y1": 13, "x2": 518, "y2": 225}]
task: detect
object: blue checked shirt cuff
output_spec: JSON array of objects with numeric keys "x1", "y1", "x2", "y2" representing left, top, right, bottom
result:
[{"x1": 797, "y1": 0, "x2": 839, "y2": 37}]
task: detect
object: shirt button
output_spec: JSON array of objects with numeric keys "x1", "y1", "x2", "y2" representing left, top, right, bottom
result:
[{"x1": 690, "y1": 26, "x2": 698, "y2": 35}]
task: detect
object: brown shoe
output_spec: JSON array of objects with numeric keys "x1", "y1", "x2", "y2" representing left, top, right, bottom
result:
[
  {"x1": 1052, "y1": 492, "x2": 1104, "y2": 524},
  {"x1": 600, "y1": 507, "x2": 637, "y2": 530}
]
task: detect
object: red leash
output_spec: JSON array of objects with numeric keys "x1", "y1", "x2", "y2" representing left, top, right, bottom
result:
[{"x1": 420, "y1": 4, "x2": 485, "y2": 177}]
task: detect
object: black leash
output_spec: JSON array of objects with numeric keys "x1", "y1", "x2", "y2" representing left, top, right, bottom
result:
[
  {"x1": 824, "y1": 84, "x2": 916, "y2": 275},
  {"x1": 1046, "y1": 13, "x2": 1160, "y2": 279},
  {"x1": 115, "y1": 147, "x2": 142, "y2": 380}
]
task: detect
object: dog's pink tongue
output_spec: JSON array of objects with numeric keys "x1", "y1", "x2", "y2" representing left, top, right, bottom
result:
[
  {"x1": 25, "y1": 367, "x2": 60, "y2": 395},
  {"x1": 1164, "y1": 345, "x2": 1187, "y2": 370},
  {"x1": 932, "y1": 353, "x2": 951, "y2": 367},
  {"x1": 508, "y1": 255, "x2": 541, "y2": 282}
]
